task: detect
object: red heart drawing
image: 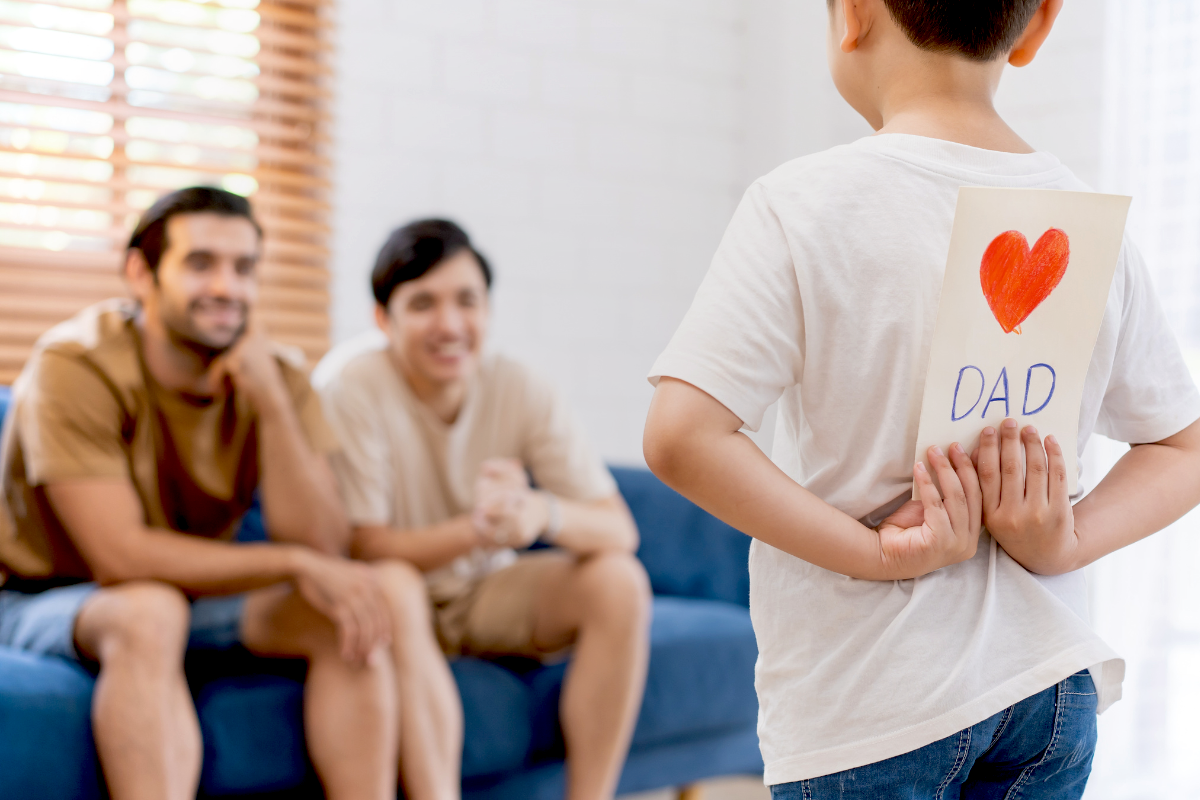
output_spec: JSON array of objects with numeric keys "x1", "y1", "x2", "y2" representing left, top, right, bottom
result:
[{"x1": 980, "y1": 228, "x2": 1070, "y2": 334}]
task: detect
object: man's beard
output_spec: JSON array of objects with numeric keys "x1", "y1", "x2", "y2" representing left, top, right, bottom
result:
[{"x1": 163, "y1": 298, "x2": 248, "y2": 362}]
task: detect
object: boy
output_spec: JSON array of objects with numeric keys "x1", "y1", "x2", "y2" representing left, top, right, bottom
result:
[{"x1": 643, "y1": 1, "x2": 1200, "y2": 797}]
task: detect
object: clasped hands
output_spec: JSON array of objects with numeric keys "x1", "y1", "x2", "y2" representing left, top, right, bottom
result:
[
  {"x1": 470, "y1": 458, "x2": 551, "y2": 549},
  {"x1": 876, "y1": 418, "x2": 1076, "y2": 579}
]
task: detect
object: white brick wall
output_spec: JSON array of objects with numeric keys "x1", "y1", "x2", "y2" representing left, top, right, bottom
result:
[
  {"x1": 332, "y1": 0, "x2": 753, "y2": 465},
  {"x1": 332, "y1": 0, "x2": 1107, "y2": 465}
]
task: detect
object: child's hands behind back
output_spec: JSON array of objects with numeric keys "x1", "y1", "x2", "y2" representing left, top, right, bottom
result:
[
  {"x1": 875, "y1": 444, "x2": 984, "y2": 579},
  {"x1": 974, "y1": 419, "x2": 1077, "y2": 575}
]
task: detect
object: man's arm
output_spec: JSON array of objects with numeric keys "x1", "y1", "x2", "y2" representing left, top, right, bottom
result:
[
  {"x1": 473, "y1": 459, "x2": 638, "y2": 554},
  {"x1": 46, "y1": 479, "x2": 390, "y2": 662},
  {"x1": 222, "y1": 325, "x2": 349, "y2": 555},
  {"x1": 643, "y1": 377, "x2": 984, "y2": 581},
  {"x1": 350, "y1": 474, "x2": 639, "y2": 569},
  {"x1": 976, "y1": 417, "x2": 1200, "y2": 575},
  {"x1": 544, "y1": 495, "x2": 638, "y2": 554},
  {"x1": 351, "y1": 517, "x2": 480, "y2": 571}
]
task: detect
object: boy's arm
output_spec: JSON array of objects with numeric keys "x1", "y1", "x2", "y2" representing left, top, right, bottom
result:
[
  {"x1": 644, "y1": 377, "x2": 983, "y2": 581},
  {"x1": 977, "y1": 418, "x2": 1200, "y2": 575}
]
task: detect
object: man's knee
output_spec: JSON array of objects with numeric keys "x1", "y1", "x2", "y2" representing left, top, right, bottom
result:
[
  {"x1": 370, "y1": 559, "x2": 433, "y2": 637},
  {"x1": 77, "y1": 581, "x2": 191, "y2": 665},
  {"x1": 576, "y1": 552, "x2": 652, "y2": 628}
]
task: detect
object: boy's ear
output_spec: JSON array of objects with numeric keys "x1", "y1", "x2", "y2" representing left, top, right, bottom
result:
[
  {"x1": 1008, "y1": 0, "x2": 1063, "y2": 67},
  {"x1": 374, "y1": 302, "x2": 390, "y2": 332},
  {"x1": 837, "y1": 0, "x2": 869, "y2": 54}
]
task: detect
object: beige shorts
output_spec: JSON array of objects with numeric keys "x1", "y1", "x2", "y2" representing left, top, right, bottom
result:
[{"x1": 434, "y1": 550, "x2": 573, "y2": 659}]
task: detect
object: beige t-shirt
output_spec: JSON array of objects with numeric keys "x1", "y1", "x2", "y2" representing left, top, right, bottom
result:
[
  {"x1": 0, "y1": 299, "x2": 338, "y2": 584},
  {"x1": 314, "y1": 330, "x2": 617, "y2": 603}
]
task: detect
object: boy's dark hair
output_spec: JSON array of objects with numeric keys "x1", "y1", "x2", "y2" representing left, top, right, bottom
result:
[
  {"x1": 372, "y1": 219, "x2": 492, "y2": 308},
  {"x1": 832, "y1": 0, "x2": 1042, "y2": 62},
  {"x1": 128, "y1": 186, "x2": 262, "y2": 272}
]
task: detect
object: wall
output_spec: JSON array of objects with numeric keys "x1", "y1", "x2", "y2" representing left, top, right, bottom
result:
[
  {"x1": 332, "y1": 0, "x2": 1107, "y2": 465},
  {"x1": 332, "y1": 0, "x2": 751, "y2": 465}
]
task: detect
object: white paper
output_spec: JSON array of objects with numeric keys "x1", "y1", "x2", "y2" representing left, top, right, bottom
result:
[{"x1": 913, "y1": 187, "x2": 1131, "y2": 495}]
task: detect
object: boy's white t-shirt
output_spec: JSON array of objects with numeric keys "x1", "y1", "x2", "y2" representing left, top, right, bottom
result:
[{"x1": 649, "y1": 134, "x2": 1200, "y2": 784}]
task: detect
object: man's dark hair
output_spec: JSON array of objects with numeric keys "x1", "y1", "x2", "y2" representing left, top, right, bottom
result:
[
  {"x1": 833, "y1": 0, "x2": 1042, "y2": 62},
  {"x1": 371, "y1": 218, "x2": 492, "y2": 308},
  {"x1": 128, "y1": 186, "x2": 262, "y2": 272}
]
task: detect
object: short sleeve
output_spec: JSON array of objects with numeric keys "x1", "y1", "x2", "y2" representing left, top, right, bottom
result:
[
  {"x1": 317, "y1": 373, "x2": 394, "y2": 526},
  {"x1": 278, "y1": 359, "x2": 340, "y2": 456},
  {"x1": 648, "y1": 182, "x2": 803, "y2": 431},
  {"x1": 1095, "y1": 242, "x2": 1200, "y2": 443},
  {"x1": 20, "y1": 351, "x2": 129, "y2": 484},
  {"x1": 517, "y1": 368, "x2": 617, "y2": 502}
]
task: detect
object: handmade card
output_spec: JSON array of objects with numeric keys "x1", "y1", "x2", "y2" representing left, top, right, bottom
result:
[{"x1": 913, "y1": 187, "x2": 1131, "y2": 495}]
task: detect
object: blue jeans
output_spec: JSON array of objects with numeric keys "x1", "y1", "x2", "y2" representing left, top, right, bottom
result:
[
  {"x1": 0, "y1": 582, "x2": 245, "y2": 662},
  {"x1": 772, "y1": 671, "x2": 1097, "y2": 800}
]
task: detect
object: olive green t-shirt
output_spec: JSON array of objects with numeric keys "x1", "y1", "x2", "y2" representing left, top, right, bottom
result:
[{"x1": 0, "y1": 299, "x2": 338, "y2": 585}]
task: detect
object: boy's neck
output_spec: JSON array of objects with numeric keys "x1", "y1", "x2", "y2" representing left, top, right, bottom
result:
[
  {"x1": 854, "y1": 30, "x2": 1034, "y2": 154},
  {"x1": 875, "y1": 95, "x2": 1034, "y2": 155}
]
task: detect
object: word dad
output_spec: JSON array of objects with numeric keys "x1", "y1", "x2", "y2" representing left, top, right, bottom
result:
[{"x1": 951, "y1": 363, "x2": 1056, "y2": 422}]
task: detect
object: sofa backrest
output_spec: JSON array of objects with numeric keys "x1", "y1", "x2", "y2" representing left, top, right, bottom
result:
[{"x1": 611, "y1": 467, "x2": 750, "y2": 608}]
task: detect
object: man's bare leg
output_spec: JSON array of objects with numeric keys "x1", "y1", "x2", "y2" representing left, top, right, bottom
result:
[
  {"x1": 531, "y1": 552, "x2": 652, "y2": 800},
  {"x1": 372, "y1": 560, "x2": 463, "y2": 800},
  {"x1": 242, "y1": 585, "x2": 398, "y2": 800},
  {"x1": 74, "y1": 581, "x2": 201, "y2": 800}
]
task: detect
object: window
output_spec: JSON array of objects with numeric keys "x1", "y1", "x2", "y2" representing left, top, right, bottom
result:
[
  {"x1": 1088, "y1": 1, "x2": 1200, "y2": 796},
  {"x1": 0, "y1": 0, "x2": 329, "y2": 383}
]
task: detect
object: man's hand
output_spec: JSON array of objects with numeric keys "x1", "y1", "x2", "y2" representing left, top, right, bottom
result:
[
  {"x1": 974, "y1": 418, "x2": 1077, "y2": 574},
  {"x1": 875, "y1": 444, "x2": 983, "y2": 578},
  {"x1": 472, "y1": 458, "x2": 548, "y2": 549},
  {"x1": 291, "y1": 550, "x2": 392, "y2": 663},
  {"x1": 215, "y1": 319, "x2": 288, "y2": 412}
]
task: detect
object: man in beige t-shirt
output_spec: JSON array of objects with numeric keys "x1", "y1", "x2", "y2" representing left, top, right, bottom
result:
[
  {"x1": 0, "y1": 188, "x2": 457, "y2": 800},
  {"x1": 315, "y1": 219, "x2": 651, "y2": 800}
]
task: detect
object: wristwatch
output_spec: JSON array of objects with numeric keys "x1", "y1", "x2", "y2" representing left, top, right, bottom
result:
[{"x1": 539, "y1": 492, "x2": 563, "y2": 544}]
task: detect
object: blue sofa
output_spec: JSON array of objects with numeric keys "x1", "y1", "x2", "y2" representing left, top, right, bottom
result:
[{"x1": 0, "y1": 385, "x2": 762, "y2": 798}]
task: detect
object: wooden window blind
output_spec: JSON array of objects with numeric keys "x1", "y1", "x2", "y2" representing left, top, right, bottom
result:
[{"x1": 0, "y1": 0, "x2": 330, "y2": 384}]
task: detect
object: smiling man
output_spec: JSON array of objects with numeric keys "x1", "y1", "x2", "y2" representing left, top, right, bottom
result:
[
  {"x1": 314, "y1": 219, "x2": 651, "y2": 800},
  {"x1": 0, "y1": 187, "x2": 453, "y2": 800}
]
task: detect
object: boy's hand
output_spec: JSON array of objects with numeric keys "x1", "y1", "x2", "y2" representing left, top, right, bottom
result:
[
  {"x1": 974, "y1": 419, "x2": 1078, "y2": 574},
  {"x1": 876, "y1": 444, "x2": 982, "y2": 578}
]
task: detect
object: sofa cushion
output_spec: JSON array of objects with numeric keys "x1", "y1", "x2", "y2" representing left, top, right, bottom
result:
[
  {"x1": 190, "y1": 654, "x2": 535, "y2": 792},
  {"x1": 0, "y1": 592, "x2": 757, "y2": 796},
  {"x1": 524, "y1": 595, "x2": 757, "y2": 760},
  {"x1": 196, "y1": 674, "x2": 309, "y2": 793},
  {"x1": 612, "y1": 467, "x2": 751, "y2": 607},
  {"x1": 0, "y1": 647, "x2": 103, "y2": 800},
  {"x1": 634, "y1": 596, "x2": 758, "y2": 745}
]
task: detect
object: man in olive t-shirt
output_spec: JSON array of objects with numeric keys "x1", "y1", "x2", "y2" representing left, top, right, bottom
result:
[{"x1": 0, "y1": 188, "x2": 456, "y2": 800}]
